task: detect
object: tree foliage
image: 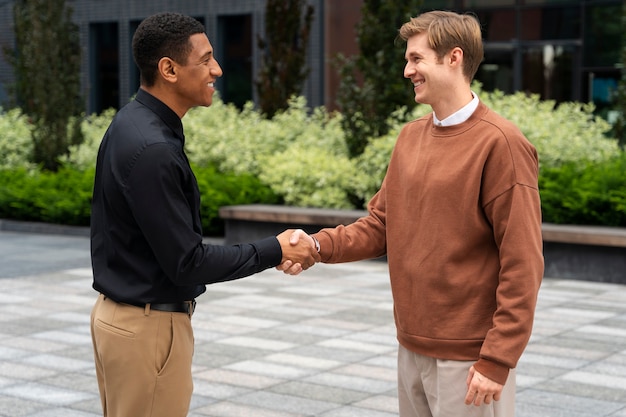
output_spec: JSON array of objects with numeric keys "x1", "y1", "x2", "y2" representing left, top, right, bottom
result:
[
  {"x1": 4, "y1": 0, "x2": 83, "y2": 171},
  {"x1": 335, "y1": 0, "x2": 423, "y2": 157},
  {"x1": 256, "y1": 0, "x2": 314, "y2": 119}
]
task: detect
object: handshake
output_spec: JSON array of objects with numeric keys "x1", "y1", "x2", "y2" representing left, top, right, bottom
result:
[{"x1": 276, "y1": 229, "x2": 320, "y2": 275}]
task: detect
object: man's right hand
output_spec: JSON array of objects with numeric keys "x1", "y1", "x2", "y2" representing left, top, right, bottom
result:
[{"x1": 276, "y1": 229, "x2": 320, "y2": 274}]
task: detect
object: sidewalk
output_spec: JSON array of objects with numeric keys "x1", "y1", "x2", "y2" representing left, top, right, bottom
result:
[{"x1": 0, "y1": 230, "x2": 625, "y2": 417}]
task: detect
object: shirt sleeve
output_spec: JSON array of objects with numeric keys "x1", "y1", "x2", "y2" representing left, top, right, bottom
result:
[{"x1": 124, "y1": 143, "x2": 282, "y2": 285}]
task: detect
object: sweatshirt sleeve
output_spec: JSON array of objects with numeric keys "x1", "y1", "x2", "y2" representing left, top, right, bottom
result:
[
  {"x1": 314, "y1": 182, "x2": 388, "y2": 263},
  {"x1": 474, "y1": 135, "x2": 544, "y2": 384}
]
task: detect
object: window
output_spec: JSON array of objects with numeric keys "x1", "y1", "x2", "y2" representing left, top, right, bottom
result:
[
  {"x1": 217, "y1": 14, "x2": 253, "y2": 108},
  {"x1": 521, "y1": 43, "x2": 577, "y2": 101},
  {"x1": 520, "y1": 6, "x2": 580, "y2": 40},
  {"x1": 475, "y1": 10, "x2": 516, "y2": 41},
  {"x1": 477, "y1": 48, "x2": 515, "y2": 93},
  {"x1": 89, "y1": 22, "x2": 119, "y2": 113}
]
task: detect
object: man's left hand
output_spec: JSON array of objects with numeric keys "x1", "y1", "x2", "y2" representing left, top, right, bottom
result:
[{"x1": 464, "y1": 366, "x2": 503, "y2": 406}]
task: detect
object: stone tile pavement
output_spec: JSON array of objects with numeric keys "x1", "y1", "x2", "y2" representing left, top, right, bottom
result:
[{"x1": 0, "y1": 229, "x2": 625, "y2": 416}]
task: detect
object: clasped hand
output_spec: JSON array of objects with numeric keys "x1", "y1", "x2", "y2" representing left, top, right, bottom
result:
[{"x1": 276, "y1": 229, "x2": 320, "y2": 275}]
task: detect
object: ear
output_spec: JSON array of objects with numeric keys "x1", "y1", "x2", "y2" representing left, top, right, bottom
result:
[
  {"x1": 448, "y1": 47, "x2": 464, "y2": 68},
  {"x1": 158, "y1": 57, "x2": 178, "y2": 83}
]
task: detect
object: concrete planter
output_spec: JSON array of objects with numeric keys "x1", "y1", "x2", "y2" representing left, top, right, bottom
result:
[{"x1": 220, "y1": 205, "x2": 626, "y2": 284}]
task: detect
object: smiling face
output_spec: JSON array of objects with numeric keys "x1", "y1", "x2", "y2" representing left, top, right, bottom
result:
[
  {"x1": 403, "y1": 33, "x2": 448, "y2": 107},
  {"x1": 173, "y1": 33, "x2": 223, "y2": 112},
  {"x1": 403, "y1": 32, "x2": 471, "y2": 119}
]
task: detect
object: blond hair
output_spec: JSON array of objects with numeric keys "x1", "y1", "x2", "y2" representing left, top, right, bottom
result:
[{"x1": 399, "y1": 11, "x2": 483, "y2": 81}]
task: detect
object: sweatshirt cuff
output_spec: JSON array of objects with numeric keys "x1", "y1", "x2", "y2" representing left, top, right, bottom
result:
[
  {"x1": 473, "y1": 358, "x2": 510, "y2": 386},
  {"x1": 252, "y1": 236, "x2": 283, "y2": 269},
  {"x1": 312, "y1": 231, "x2": 333, "y2": 262}
]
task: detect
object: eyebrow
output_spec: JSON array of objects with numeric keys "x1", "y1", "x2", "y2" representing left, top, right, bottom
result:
[{"x1": 199, "y1": 50, "x2": 213, "y2": 61}]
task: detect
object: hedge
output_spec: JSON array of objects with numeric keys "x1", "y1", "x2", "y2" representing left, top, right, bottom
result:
[{"x1": 0, "y1": 84, "x2": 624, "y2": 231}]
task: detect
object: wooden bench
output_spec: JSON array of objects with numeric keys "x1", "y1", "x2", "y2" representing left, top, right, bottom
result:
[{"x1": 219, "y1": 204, "x2": 626, "y2": 283}]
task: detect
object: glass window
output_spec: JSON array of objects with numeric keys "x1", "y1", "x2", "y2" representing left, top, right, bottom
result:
[
  {"x1": 581, "y1": 69, "x2": 621, "y2": 116},
  {"x1": 89, "y1": 22, "x2": 119, "y2": 113},
  {"x1": 477, "y1": 48, "x2": 515, "y2": 93},
  {"x1": 475, "y1": 10, "x2": 516, "y2": 41},
  {"x1": 521, "y1": 6, "x2": 580, "y2": 40},
  {"x1": 217, "y1": 14, "x2": 253, "y2": 109},
  {"x1": 521, "y1": 44, "x2": 577, "y2": 102}
]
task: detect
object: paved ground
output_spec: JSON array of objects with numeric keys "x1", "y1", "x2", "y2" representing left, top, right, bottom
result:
[{"x1": 0, "y1": 229, "x2": 625, "y2": 417}]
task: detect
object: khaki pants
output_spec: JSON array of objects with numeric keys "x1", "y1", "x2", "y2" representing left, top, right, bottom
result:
[
  {"x1": 90, "y1": 294, "x2": 194, "y2": 417},
  {"x1": 398, "y1": 345, "x2": 516, "y2": 417}
]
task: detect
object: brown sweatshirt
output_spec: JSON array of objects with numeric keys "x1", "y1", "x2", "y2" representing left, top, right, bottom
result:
[{"x1": 314, "y1": 101, "x2": 544, "y2": 385}]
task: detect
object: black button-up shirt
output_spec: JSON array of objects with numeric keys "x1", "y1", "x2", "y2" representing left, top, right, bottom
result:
[{"x1": 90, "y1": 89, "x2": 282, "y2": 304}]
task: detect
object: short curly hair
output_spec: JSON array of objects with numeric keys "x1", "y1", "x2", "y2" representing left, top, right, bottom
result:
[{"x1": 132, "y1": 12, "x2": 206, "y2": 87}]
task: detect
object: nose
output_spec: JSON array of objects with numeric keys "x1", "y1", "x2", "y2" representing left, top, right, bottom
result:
[
  {"x1": 211, "y1": 59, "x2": 223, "y2": 78},
  {"x1": 404, "y1": 62, "x2": 414, "y2": 79}
]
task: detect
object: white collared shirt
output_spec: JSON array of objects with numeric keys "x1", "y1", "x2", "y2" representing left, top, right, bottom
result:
[{"x1": 433, "y1": 92, "x2": 479, "y2": 127}]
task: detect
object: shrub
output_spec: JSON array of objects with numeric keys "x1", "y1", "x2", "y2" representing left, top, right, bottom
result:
[
  {"x1": 0, "y1": 164, "x2": 278, "y2": 234},
  {"x1": 259, "y1": 144, "x2": 358, "y2": 209},
  {"x1": 185, "y1": 96, "x2": 348, "y2": 170},
  {"x1": 0, "y1": 108, "x2": 34, "y2": 170},
  {"x1": 540, "y1": 152, "x2": 626, "y2": 226},
  {"x1": 0, "y1": 166, "x2": 94, "y2": 225},
  {"x1": 480, "y1": 88, "x2": 620, "y2": 168},
  {"x1": 61, "y1": 109, "x2": 115, "y2": 169},
  {"x1": 1, "y1": 89, "x2": 624, "y2": 228},
  {"x1": 193, "y1": 164, "x2": 280, "y2": 235},
  {"x1": 185, "y1": 96, "x2": 354, "y2": 207}
]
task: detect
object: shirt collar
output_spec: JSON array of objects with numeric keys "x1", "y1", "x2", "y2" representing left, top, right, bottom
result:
[
  {"x1": 433, "y1": 91, "x2": 479, "y2": 127},
  {"x1": 134, "y1": 88, "x2": 185, "y2": 143}
]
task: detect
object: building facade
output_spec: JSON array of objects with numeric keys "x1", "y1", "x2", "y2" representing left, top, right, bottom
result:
[
  {"x1": 0, "y1": 0, "x2": 622, "y2": 116},
  {"x1": 0, "y1": 0, "x2": 363, "y2": 114},
  {"x1": 430, "y1": 0, "x2": 623, "y2": 118}
]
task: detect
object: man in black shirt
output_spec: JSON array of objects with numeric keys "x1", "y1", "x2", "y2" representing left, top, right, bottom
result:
[{"x1": 89, "y1": 12, "x2": 320, "y2": 417}]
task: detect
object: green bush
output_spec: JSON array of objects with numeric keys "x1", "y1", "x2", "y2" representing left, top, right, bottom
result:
[
  {"x1": 480, "y1": 88, "x2": 620, "y2": 168},
  {"x1": 61, "y1": 108, "x2": 116, "y2": 169},
  {"x1": 0, "y1": 108, "x2": 34, "y2": 170},
  {"x1": 185, "y1": 96, "x2": 355, "y2": 208},
  {"x1": 0, "y1": 164, "x2": 278, "y2": 234},
  {"x1": 0, "y1": 166, "x2": 93, "y2": 225},
  {"x1": 1, "y1": 88, "x2": 625, "y2": 229},
  {"x1": 540, "y1": 153, "x2": 626, "y2": 226},
  {"x1": 193, "y1": 164, "x2": 280, "y2": 235}
]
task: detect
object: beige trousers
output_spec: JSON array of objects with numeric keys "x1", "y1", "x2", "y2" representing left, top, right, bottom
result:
[
  {"x1": 398, "y1": 345, "x2": 516, "y2": 417},
  {"x1": 90, "y1": 294, "x2": 194, "y2": 417}
]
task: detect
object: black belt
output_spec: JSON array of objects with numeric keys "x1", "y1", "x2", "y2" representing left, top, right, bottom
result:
[
  {"x1": 149, "y1": 301, "x2": 196, "y2": 315},
  {"x1": 103, "y1": 295, "x2": 196, "y2": 316}
]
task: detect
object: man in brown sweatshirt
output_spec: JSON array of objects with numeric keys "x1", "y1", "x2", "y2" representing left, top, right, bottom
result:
[{"x1": 281, "y1": 10, "x2": 544, "y2": 417}]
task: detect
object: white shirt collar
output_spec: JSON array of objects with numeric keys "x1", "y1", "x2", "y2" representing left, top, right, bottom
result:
[{"x1": 433, "y1": 92, "x2": 479, "y2": 127}]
